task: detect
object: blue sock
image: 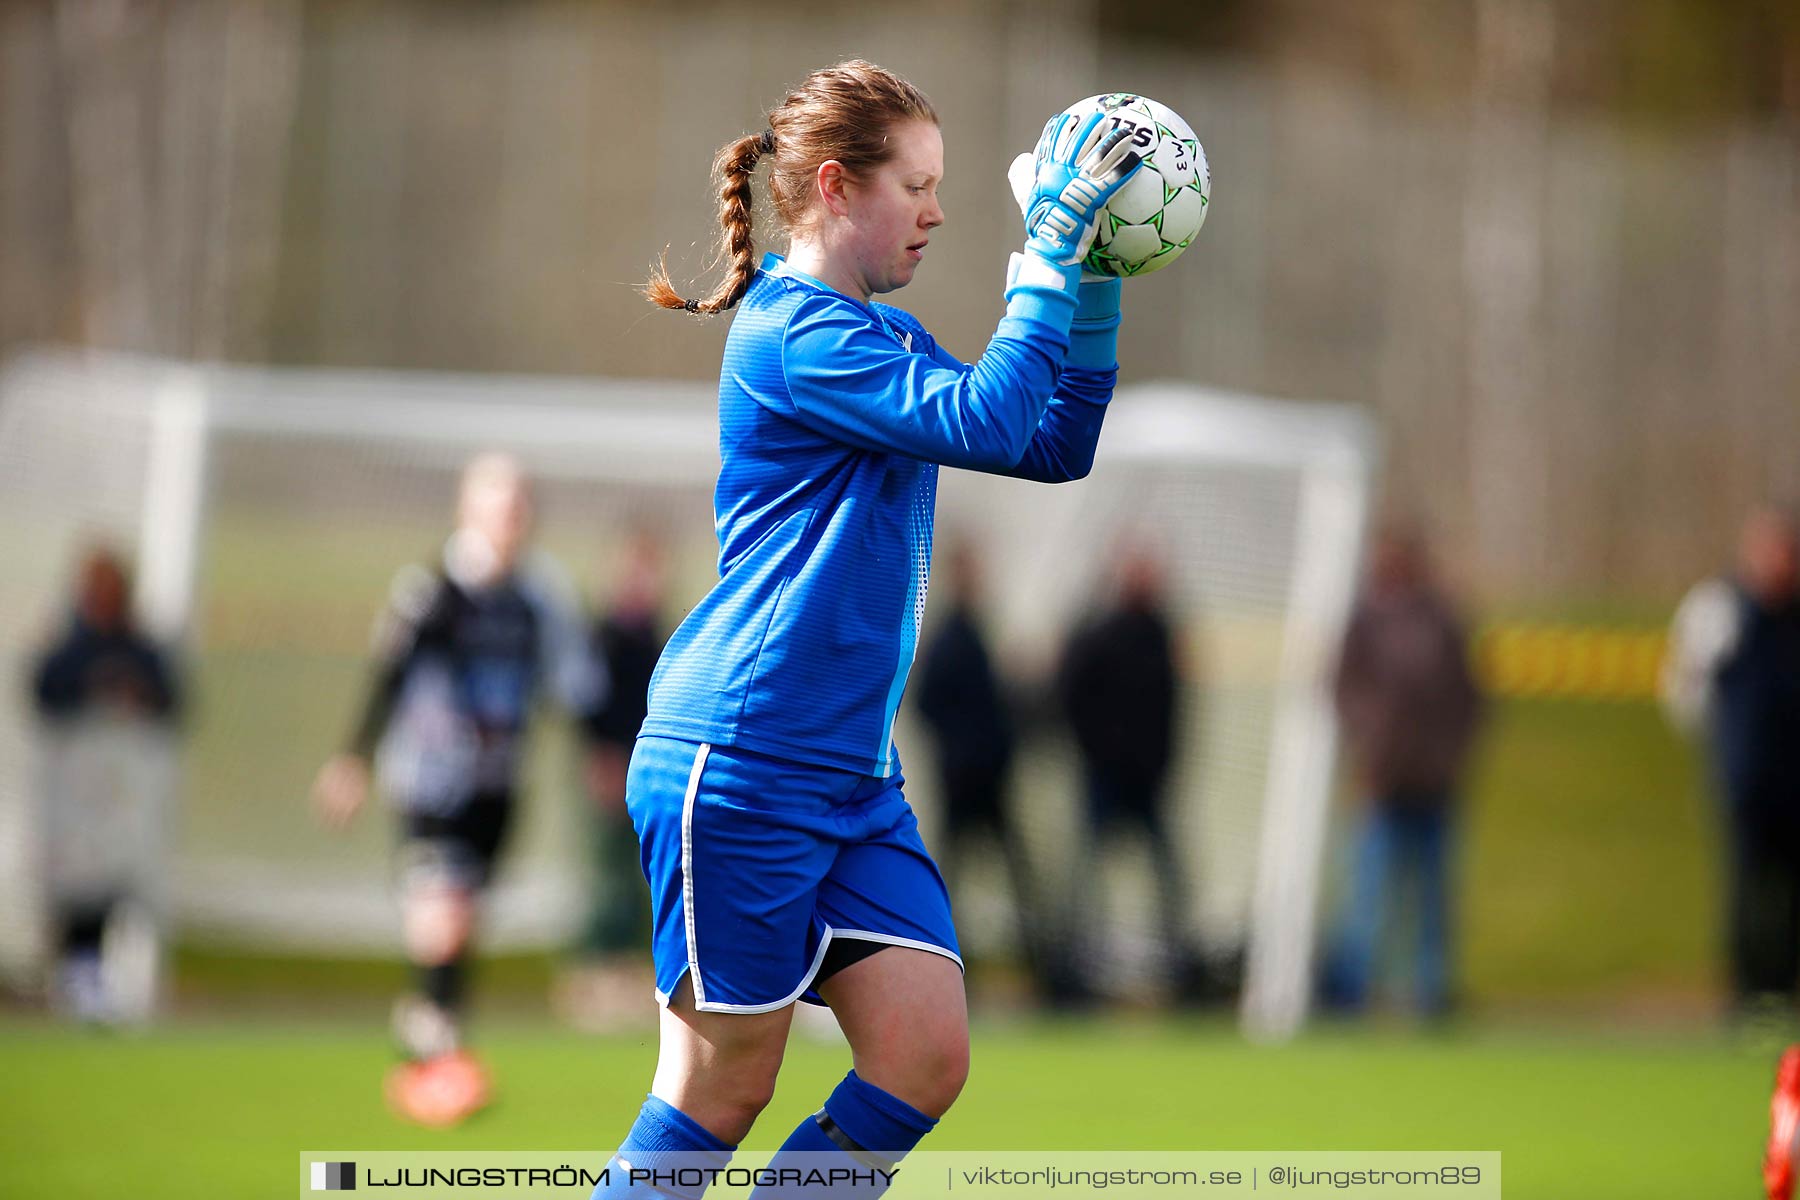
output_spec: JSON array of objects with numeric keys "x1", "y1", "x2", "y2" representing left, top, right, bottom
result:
[
  {"x1": 591, "y1": 1095, "x2": 734, "y2": 1200},
  {"x1": 747, "y1": 1071, "x2": 937, "y2": 1198}
]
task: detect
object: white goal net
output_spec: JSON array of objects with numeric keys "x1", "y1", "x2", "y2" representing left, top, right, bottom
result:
[{"x1": 0, "y1": 348, "x2": 1374, "y2": 1039}]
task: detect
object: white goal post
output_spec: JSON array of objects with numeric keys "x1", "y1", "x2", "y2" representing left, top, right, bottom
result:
[{"x1": 0, "y1": 348, "x2": 1375, "y2": 1040}]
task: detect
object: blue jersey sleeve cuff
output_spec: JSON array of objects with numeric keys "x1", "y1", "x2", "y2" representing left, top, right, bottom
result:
[{"x1": 1066, "y1": 278, "x2": 1122, "y2": 370}]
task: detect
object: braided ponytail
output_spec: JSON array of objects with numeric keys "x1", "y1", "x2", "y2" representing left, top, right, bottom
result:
[
  {"x1": 644, "y1": 61, "x2": 937, "y2": 318},
  {"x1": 644, "y1": 131, "x2": 767, "y2": 316}
]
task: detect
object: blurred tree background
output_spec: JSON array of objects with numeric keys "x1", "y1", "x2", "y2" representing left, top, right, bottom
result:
[{"x1": 1, "y1": 0, "x2": 1794, "y2": 601}]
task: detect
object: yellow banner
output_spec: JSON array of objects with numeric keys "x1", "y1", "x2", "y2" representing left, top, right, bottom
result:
[{"x1": 1473, "y1": 624, "x2": 1665, "y2": 701}]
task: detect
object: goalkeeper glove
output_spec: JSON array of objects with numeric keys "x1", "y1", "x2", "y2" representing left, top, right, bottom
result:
[
  {"x1": 1008, "y1": 152, "x2": 1124, "y2": 285},
  {"x1": 1005, "y1": 111, "x2": 1142, "y2": 301},
  {"x1": 1007, "y1": 126, "x2": 1127, "y2": 366}
]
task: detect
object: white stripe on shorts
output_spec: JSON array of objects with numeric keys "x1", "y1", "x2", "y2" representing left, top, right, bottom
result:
[
  {"x1": 680, "y1": 742, "x2": 712, "y2": 1008},
  {"x1": 664, "y1": 742, "x2": 962, "y2": 1014}
]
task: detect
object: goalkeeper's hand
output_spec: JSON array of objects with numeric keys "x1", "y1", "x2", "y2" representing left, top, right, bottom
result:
[
  {"x1": 1009, "y1": 127, "x2": 1127, "y2": 366},
  {"x1": 1009, "y1": 153, "x2": 1112, "y2": 285},
  {"x1": 1012, "y1": 111, "x2": 1142, "y2": 273}
]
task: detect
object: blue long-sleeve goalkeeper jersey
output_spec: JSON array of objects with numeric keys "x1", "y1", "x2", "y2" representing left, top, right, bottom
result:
[{"x1": 639, "y1": 253, "x2": 1117, "y2": 777}]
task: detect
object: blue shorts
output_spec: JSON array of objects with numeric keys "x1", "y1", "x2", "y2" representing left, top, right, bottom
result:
[{"x1": 628, "y1": 736, "x2": 962, "y2": 1014}]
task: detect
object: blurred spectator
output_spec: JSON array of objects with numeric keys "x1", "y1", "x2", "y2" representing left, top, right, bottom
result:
[
  {"x1": 34, "y1": 549, "x2": 180, "y2": 722},
  {"x1": 1321, "y1": 524, "x2": 1483, "y2": 1020},
  {"x1": 1662, "y1": 506, "x2": 1800, "y2": 1019},
  {"x1": 914, "y1": 540, "x2": 1048, "y2": 996},
  {"x1": 1056, "y1": 545, "x2": 1201, "y2": 1003},
  {"x1": 563, "y1": 531, "x2": 665, "y2": 1030},
  {"x1": 31, "y1": 546, "x2": 181, "y2": 1024},
  {"x1": 310, "y1": 452, "x2": 603, "y2": 1124}
]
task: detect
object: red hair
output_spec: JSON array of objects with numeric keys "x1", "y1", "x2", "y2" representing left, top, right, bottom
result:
[{"x1": 644, "y1": 60, "x2": 937, "y2": 316}]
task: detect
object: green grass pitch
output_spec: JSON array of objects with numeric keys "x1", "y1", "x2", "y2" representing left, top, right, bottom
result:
[
  {"x1": 2, "y1": 503, "x2": 1761, "y2": 1198},
  {"x1": 0, "y1": 1015, "x2": 1774, "y2": 1199}
]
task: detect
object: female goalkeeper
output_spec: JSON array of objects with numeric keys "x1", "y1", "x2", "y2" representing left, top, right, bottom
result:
[{"x1": 596, "y1": 61, "x2": 1140, "y2": 1200}]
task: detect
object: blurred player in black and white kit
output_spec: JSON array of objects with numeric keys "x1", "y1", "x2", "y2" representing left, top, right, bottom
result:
[
  {"x1": 31, "y1": 547, "x2": 181, "y2": 1024},
  {"x1": 311, "y1": 452, "x2": 603, "y2": 1123},
  {"x1": 1662, "y1": 505, "x2": 1800, "y2": 1020}
]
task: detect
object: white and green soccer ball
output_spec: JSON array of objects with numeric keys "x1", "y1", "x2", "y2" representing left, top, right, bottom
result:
[{"x1": 1058, "y1": 93, "x2": 1210, "y2": 278}]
